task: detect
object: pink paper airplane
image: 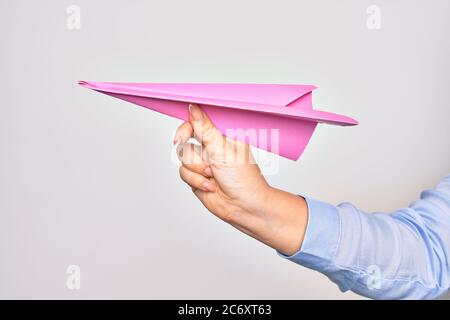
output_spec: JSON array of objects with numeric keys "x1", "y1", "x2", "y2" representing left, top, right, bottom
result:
[{"x1": 78, "y1": 81, "x2": 358, "y2": 160}]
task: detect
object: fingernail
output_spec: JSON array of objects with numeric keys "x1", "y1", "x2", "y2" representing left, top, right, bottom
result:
[
  {"x1": 173, "y1": 136, "x2": 183, "y2": 145},
  {"x1": 189, "y1": 104, "x2": 202, "y2": 121},
  {"x1": 204, "y1": 167, "x2": 212, "y2": 177},
  {"x1": 202, "y1": 180, "x2": 215, "y2": 192}
]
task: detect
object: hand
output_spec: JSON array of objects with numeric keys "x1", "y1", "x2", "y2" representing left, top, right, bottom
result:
[{"x1": 174, "y1": 104, "x2": 308, "y2": 255}]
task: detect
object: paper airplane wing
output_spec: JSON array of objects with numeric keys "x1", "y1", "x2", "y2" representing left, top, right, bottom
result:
[{"x1": 78, "y1": 81, "x2": 357, "y2": 160}]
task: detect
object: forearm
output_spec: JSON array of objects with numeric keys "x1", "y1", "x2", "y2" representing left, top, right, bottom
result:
[
  {"x1": 263, "y1": 187, "x2": 308, "y2": 256},
  {"x1": 228, "y1": 185, "x2": 308, "y2": 257}
]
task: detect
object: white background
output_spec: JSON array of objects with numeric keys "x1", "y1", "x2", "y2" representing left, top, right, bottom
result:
[{"x1": 1, "y1": 0, "x2": 449, "y2": 299}]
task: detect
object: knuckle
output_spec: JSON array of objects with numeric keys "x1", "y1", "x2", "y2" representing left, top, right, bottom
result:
[
  {"x1": 178, "y1": 166, "x2": 185, "y2": 179},
  {"x1": 203, "y1": 128, "x2": 220, "y2": 143}
]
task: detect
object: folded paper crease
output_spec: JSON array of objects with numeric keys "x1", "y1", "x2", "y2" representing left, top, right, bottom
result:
[{"x1": 79, "y1": 81, "x2": 357, "y2": 161}]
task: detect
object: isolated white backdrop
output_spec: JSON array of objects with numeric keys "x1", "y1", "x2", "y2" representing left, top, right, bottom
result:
[{"x1": 1, "y1": 0, "x2": 449, "y2": 299}]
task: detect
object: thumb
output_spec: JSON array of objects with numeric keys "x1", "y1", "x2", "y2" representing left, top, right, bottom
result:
[{"x1": 188, "y1": 104, "x2": 223, "y2": 149}]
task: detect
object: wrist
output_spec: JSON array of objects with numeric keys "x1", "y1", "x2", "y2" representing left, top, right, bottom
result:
[{"x1": 261, "y1": 188, "x2": 308, "y2": 255}]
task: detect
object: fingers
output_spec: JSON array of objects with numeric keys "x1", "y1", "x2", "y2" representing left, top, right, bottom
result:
[
  {"x1": 176, "y1": 142, "x2": 211, "y2": 177},
  {"x1": 173, "y1": 121, "x2": 193, "y2": 144},
  {"x1": 179, "y1": 165, "x2": 216, "y2": 192},
  {"x1": 188, "y1": 104, "x2": 224, "y2": 149}
]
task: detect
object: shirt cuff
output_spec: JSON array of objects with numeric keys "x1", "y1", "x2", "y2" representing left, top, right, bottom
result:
[{"x1": 277, "y1": 195, "x2": 341, "y2": 272}]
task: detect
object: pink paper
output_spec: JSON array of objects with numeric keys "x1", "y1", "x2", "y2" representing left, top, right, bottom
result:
[{"x1": 78, "y1": 81, "x2": 358, "y2": 160}]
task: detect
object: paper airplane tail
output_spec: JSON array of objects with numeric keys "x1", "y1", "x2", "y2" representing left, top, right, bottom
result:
[{"x1": 101, "y1": 91, "x2": 316, "y2": 160}]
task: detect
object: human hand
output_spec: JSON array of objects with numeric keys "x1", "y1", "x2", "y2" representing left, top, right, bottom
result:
[{"x1": 174, "y1": 104, "x2": 308, "y2": 255}]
